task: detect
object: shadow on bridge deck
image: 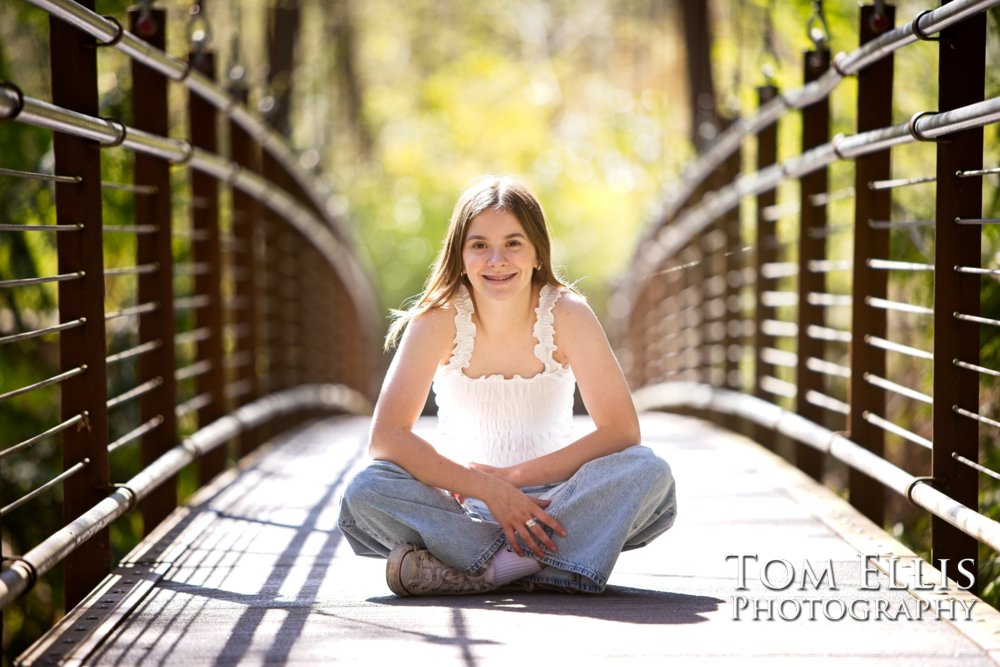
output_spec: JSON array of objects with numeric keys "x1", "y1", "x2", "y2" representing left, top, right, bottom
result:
[{"x1": 20, "y1": 413, "x2": 1000, "y2": 665}]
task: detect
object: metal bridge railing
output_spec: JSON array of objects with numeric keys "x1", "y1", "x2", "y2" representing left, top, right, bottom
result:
[
  {"x1": 611, "y1": 0, "x2": 1000, "y2": 591},
  {"x1": 0, "y1": 0, "x2": 378, "y2": 644}
]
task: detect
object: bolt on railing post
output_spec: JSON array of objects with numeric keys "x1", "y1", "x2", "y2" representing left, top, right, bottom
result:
[
  {"x1": 795, "y1": 48, "x2": 831, "y2": 482},
  {"x1": 227, "y1": 85, "x2": 263, "y2": 456},
  {"x1": 188, "y1": 50, "x2": 226, "y2": 485},
  {"x1": 752, "y1": 84, "x2": 779, "y2": 450},
  {"x1": 932, "y1": 6, "x2": 985, "y2": 590},
  {"x1": 49, "y1": 0, "x2": 111, "y2": 608},
  {"x1": 848, "y1": 3, "x2": 895, "y2": 526},
  {"x1": 130, "y1": 7, "x2": 178, "y2": 533}
]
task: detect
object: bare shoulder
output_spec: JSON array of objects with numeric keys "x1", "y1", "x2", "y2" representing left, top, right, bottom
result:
[
  {"x1": 551, "y1": 288, "x2": 609, "y2": 366},
  {"x1": 552, "y1": 288, "x2": 600, "y2": 329},
  {"x1": 402, "y1": 303, "x2": 457, "y2": 364}
]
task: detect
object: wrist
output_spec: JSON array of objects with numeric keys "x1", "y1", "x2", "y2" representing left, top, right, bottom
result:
[
  {"x1": 506, "y1": 463, "x2": 527, "y2": 488},
  {"x1": 468, "y1": 466, "x2": 508, "y2": 501}
]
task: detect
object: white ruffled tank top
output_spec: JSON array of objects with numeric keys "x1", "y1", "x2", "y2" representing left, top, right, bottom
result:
[{"x1": 432, "y1": 283, "x2": 577, "y2": 467}]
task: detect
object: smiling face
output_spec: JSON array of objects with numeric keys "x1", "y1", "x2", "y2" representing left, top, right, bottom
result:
[{"x1": 462, "y1": 208, "x2": 539, "y2": 301}]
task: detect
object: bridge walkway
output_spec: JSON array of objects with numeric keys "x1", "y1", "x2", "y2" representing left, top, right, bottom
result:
[{"x1": 19, "y1": 413, "x2": 1000, "y2": 665}]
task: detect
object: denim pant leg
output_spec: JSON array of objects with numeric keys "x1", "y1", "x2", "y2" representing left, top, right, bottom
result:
[
  {"x1": 338, "y1": 460, "x2": 506, "y2": 573},
  {"x1": 527, "y1": 445, "x2": 677, "y2": 593}
]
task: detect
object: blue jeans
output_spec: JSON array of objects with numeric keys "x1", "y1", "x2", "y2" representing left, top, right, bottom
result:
[{"x1": 337, "y1": 445, "x2": 677, "y2": 593}]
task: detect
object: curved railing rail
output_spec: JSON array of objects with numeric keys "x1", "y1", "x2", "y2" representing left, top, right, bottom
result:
[
  {"x1": 0, "y1": 0, "x2": 379, "y2": 649},
  {"x1": 612, "y1": 0, "x2": 1000, "y2": 589},
  {"x1": 20, "y1": 0, "x2": 354, "y2": 249}
]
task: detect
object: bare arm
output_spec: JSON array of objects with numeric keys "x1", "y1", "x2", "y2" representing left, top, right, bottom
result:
[
  {"x1": 473, "y1": 292, "x2": 640, "y2": 487},
  {"x1": 369, "y1": 308, "x2": 565, "y2": 556}
]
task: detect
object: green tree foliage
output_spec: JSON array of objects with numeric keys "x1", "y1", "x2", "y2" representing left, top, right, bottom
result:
[{"x1": 290, "y1": 0, "x2": 693, "y2": 317}]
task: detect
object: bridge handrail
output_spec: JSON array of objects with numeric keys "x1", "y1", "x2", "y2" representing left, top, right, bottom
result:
[
  {"x1": 641, "y1": 0, "x2": 1000, "y2": 257},
  {"x1": 0, "y1": 1, "x2": 381, "y2": 644},
  {"x1": 622, "y1": 92, "x2": 1000, "y2": 306},
  {"x1": 21, "y1": 0, "x2": 351, "y2": 246},
  {"x1": 613, "y1": 1, "x2": 1000, "y2": 588},
  {"x1": 634, "y1": 382, "x2": 1000, "y2": 556},
  {"x1": 0, "y1": 384, "x2": 371, "y2": 611},
  {"x1": 0, "y1": 86, "x2": 377, "y2": 314}
]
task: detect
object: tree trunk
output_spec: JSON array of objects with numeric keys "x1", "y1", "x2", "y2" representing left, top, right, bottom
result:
[
  {"x1": 267, "y1": 1, "x2": 301, "y2": 137},
  {"x1": 330, "y1": 0, "x2": 373, "y2": 160},
  {"x1": 679, "y1": 0, "x2": 718, "y2": 151}
]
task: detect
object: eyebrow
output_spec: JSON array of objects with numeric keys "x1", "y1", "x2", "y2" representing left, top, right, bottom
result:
[{"x1": 466, "y1": 232, "x2": 527, "y2": 241}]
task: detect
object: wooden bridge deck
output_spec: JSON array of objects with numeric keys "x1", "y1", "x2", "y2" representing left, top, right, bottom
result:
[{"x1": 19, "y1": 413, "x2": 1000, "y2": 665}]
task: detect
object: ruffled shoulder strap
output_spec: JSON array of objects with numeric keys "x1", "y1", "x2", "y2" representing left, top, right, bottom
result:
[
  {"x1": 446, "y1": 284, "x2": 476, "y2": 370},
  {"x1": 532, "y1": 284, "x2": 563, "y2": 373}
]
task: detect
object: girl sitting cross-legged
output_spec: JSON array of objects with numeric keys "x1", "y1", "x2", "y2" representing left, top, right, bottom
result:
[{"x1": 338, "y1": 175, "x2": 677, "y2": 595}]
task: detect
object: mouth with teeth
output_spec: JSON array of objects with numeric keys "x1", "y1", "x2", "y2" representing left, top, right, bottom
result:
[{"x1": 483, "y1": 273, "x2": 517, "y2": 283}]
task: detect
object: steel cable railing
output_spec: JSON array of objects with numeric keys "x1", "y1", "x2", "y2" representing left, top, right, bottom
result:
[
  {"x1": 613, "y1": 1, "x2": 1000, "y2": 594},
  {"x1": 20, "y1": 0, "x2": 352, "y2": 247},
  {"x1": 620, "y1": 92, "x2": 1000, "y2": 309},
  {"x1": 0, "y1": 1, "x2": 378, "y2": 649},
  {"x1": 637, "y1": 0, "x2": 1000, "y2": 257},
  {"x1": 0, "y1": 384, "x2": 370, "y2": 609},
  {"x1": 0, "y1": 86, "x2": 376, "y2": 315}
]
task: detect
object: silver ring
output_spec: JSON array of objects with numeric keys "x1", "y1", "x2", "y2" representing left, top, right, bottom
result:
[{"x1": 524, "y1": 518, "x2": 538, "y2": 529}]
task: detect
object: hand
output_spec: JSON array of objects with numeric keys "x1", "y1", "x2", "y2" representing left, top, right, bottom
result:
[{"x1": 475, "y1": 472, "x2": 567, "y2": 558}]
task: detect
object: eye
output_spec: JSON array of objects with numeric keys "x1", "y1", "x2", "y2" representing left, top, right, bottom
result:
[
  {"x1": 469, "y1": 241, "x2": 486, "y2": 250},
  {"x1": 507, "y1": 239, "x2": 522, "y2": 247}
]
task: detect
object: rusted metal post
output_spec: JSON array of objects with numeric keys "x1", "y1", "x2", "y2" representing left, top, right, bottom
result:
[
  {"x1": 794, "y1": 49, "x2": 830, "y2": 481},
  {"x1": 257, "y1": 163, "x2": 298, "y2": 432},
  {"x1": 723, "y1": 142, "x2": 742, "y2": 393},
  {"x1": 687, "y1": 242, "x2": 706, "y2": 384},
  {"x1": 130, "y1": 7, "x2": 178, "y2": 532},
  {"x1": 282, "y1": 219, "x2": 303, "y2": 389},
  {"x1": 261, "y1": 207, "x2": 281, "y2": 392},
  {"x1": 752, "y1": 84, "x2": 779, "y2": 450},
  {"x1": 664, "y1": 265, "x2": 682, "y2": 382},
  {"x1": 932, "y1": 5, "x2": 984, "y2": 589},
  {"x1": 228, "y1": 83, "x2": 263, "y2": 456},
  {"x1": 628, "y1": 286, "x2": 651, "y2": 388},
  {"x1": 645, "y1": 274, "x2": 668, "y2": 385},
  {"x1": 188, "y1": 50, "x2": 226, "y2": 484},
  {"x1": 260, "y1": 153, "x2": 291, "y2": 400},
  {"x1": 49, "y1": 0, "x2": 111, "y2": 608},
  {"x1": 703, "y1": 138, "x2": 729, "y2": 390},
  {"x1": 848, "y1": 3, "x2": 894, "y2": 526},
  {"x1": 718, "y1": 127, "x2": 743, "y2": 433}
]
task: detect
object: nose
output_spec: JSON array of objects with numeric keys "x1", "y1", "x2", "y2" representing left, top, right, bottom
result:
[{"x1": 487, "y1": 247, "x2": 506, "y2": 265}]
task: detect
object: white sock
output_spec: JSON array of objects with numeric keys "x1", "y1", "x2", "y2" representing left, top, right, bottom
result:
[{"x1": 489, "y1": 547, "x2": 543, "y2": 586}]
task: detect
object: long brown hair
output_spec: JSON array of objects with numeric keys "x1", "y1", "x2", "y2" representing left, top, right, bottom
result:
[{"x1": 385, "y1": 175, "x2": 565, "y2": 349}]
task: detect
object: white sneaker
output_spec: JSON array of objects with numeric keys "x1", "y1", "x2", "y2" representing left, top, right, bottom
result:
[{"x1": 386, "y1": 543, "x2": 495, "y2": 596}]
